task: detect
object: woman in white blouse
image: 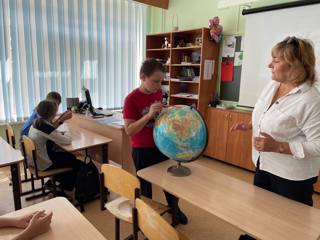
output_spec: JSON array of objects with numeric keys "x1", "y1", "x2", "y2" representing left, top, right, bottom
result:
[{"x1": 231, "y1": 36, "x2": 320, "y2": 207}]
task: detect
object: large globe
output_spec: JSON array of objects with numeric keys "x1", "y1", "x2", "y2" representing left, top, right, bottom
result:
[{"x1": 154, "y1": 105, "x2": 208, "y2": 164}]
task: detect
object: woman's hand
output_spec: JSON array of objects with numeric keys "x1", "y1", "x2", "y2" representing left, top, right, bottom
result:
[
  {"x1": 230, "y1": 122, "x2": 252, "y2": 132},
  {"x1": 254, "y1": 132, "x2": 279, "y2": 152}
]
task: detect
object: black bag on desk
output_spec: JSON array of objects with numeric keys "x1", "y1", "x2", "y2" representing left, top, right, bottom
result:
[{"x1": 75, "y1": 156, "x2": 100, "y2": 204}]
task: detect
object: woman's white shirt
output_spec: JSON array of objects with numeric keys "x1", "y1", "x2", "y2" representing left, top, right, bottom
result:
[{"x1": 252, "y1": 80, "x2": 320, "y2": 180}]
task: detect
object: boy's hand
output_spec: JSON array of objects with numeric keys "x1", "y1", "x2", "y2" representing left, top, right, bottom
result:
[
  {"x1": 59, "y1": 110, "x2": 72, "y2": 122},
  {"x1": 148, "y1": 102, "x2": 162, "y2": 119}
]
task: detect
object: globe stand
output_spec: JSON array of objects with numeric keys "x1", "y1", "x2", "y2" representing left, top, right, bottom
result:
[{"x1": 167, "y1": 162, "x2": 191, "y2": 177}]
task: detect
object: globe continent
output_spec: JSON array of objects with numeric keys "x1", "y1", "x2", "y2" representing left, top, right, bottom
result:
[{"x1": 154, "y1": 105, "x2": 208, "y2": 162}]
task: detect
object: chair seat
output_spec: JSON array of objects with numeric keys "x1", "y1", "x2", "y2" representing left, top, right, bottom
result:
[
  {"x1": 105, "y1": 196, "x2": 133, "y2": 222},
  {"x1": 29, "y1": 167, "x2": 73, "y2": 178},
  {"x1": 141, "y1": 196, "x2": 170, "y2": 215},
  {"x1": 105, "y1": 196, "x2": 170, "y2": 223}
]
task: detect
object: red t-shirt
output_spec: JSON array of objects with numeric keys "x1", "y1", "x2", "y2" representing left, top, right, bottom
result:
[{"x1": 123, "y1": 88, "x2": 162, "y2": 148}]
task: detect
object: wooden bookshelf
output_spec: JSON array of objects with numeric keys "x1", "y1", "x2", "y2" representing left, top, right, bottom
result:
[{"x1": 146, "y1": 28, "x2": 220, "y2": 114}]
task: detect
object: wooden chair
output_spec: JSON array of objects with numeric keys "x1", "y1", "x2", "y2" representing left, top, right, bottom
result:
[
  {"x1": 5, "y1": 124, "x2": 46, "y2": 197},
  {"x1": 100, "y1": 164, "x2": 170, "y2": 240},
  {"x1": 133, "y1": 198, "x2": 189, "y2": 240},
  {"x1": 5, "y1": 124, "x2": 16, "y2": 148},
  {"x1": 5, "y1": 124, "x2": 28, "y2": 181},
  {"x1": 22, "y1": 135, "x2": 73, "y2": 200}
]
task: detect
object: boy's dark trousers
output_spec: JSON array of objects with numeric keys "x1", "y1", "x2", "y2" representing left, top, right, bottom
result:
[
  {"x1": 47, "y1": 145, "x2": 83, "y2": 191},
  {"x1": 132, "y1": 147, "x2": 179, "y2": 208}
]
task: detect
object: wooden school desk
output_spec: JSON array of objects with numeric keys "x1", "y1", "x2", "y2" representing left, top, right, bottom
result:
[
  {"x1": 0, "y1": 137, "x2": 24, "y2": 210},
  {"x1": 137, "y1": 160, "x2": 320, "y2": 240},
  {"x1": 0, "y1": 197, "x2": 107, "y2": 240},
  {"x1": 58, "y1": 122, "x2": 112, "y2": 163},
  {"x1": 69, "y1": 113, "x2": 135, "y2": 173}
]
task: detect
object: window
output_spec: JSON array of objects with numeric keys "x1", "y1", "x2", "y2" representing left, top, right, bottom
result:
[{"x1": 0, "y1": 0, "x2": 148, "y2": 122}]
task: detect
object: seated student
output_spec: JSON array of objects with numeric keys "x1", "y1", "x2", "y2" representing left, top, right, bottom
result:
[
  {"x1": 20, "y1": 91, "x2": 72, "y2": 137},
  {"x1": 0, "y1": 210, "x2": 52, "y2": 240},
  {"x1": 28, "y1": 100, "x2": 83, "y2": 192}
]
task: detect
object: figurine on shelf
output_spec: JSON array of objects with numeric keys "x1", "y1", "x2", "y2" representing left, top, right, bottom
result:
[
  {"x1": 166, "y1": 57, "x2": 171, "y2": 65},
  {"x1": 195, "y1": 37, "x2": 202, "y2": 46},
  {"x1": 162, "y1": 37, "x2": 170, "y2": 48},
  {"x1": 177, "y1": 39, "x2": 186, "y2": 48}
]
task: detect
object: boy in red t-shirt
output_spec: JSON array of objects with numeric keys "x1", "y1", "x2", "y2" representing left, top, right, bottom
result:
[{"x1": 123, "y1": 59, "x2": 188, "y2": 225}]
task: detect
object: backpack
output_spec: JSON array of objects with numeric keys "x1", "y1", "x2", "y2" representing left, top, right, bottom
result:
[{"x1": 75, "y1": 155, "x2": 100, "y2": 204}]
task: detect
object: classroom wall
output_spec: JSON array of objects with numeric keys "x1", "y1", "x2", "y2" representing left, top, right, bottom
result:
[{"x1": 149, "y1": 0, "x2": 295, "y2": 35}]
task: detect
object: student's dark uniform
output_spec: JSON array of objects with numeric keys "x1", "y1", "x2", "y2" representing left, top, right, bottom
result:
[{"x1": 28, "y1": 119, "x2": 82, "y2": 190}]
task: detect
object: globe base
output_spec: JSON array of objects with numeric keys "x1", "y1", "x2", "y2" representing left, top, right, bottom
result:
[{"x1": 167, "y1": 162, "x2": 191, "y2": 177}]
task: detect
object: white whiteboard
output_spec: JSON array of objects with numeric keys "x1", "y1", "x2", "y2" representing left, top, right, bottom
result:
[{"x1": 239, "y1": 3, "x2": 320, "y2": 107}]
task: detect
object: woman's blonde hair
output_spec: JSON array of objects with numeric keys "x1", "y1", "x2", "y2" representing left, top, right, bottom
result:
[{"x1": 272, "y1": 36, "x2": 316, "y2": 85}]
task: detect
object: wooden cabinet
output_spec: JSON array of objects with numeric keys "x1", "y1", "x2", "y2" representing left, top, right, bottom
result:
[
  {"x1": 205, "y1": 108, "x2": 228, "y2": 160},
  {"x1": 204, "y1": 107, "x2": 320, "y2": 192},
  {"x1": 226, "y1": 111, "x2": 254, "y2": 171},
  {"x1": 146, "y1": 28, "x2": 220, "y2": 115},
  {"x1": 204, "y1": 107, "x2": 255, "y2": 171}
]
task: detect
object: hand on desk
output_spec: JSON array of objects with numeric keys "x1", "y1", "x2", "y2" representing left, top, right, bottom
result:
[
  {"x1": 12, "y1": 211, "x2": 39, "y2": 229},
  {"x1": 13, "y1": 210, "x2": 53, "y2": 240}
]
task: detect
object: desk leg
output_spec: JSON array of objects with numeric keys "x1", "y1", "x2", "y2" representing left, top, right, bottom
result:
[
  {"x1": 100, "y1": 173, "x2": 107, "y2": 211},
  {"x1": 101, "y1": 144, "x2": 108, "y2": 164},
  {"x1": 10, "y1": 163, "x2": 22, "y2": 210}
]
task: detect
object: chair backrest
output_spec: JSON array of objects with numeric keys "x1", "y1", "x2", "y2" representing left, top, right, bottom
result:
[
  {"x1": 135, "y1": 198, "x2": 179, "y2": 240},
  {"x1": 5, "y1": 124, "x2": 15, "y2": 148},
  {"x1": 101, "y1": 164, "x2": 140, "y2": 201},
  {"x1": 22, "y1": 135, "x2": 39, "y2": 176}
]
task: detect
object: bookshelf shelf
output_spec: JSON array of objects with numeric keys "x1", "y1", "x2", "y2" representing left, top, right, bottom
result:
[
  {"x1": 171, "y1": 93, "x2": 199, "y2": 100},
  {"x1": 147, "y1": 48, "x2": 170, "y2": 51},
  {"x1": 170, "y1": 79, "x2": 199, "y2": 84},
  {"x1": 171, "y1": 64, "x2": 200, "y2": 67},
  {"x1": 172, "y1": 46, "x2": 201, "y2": 50}
]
